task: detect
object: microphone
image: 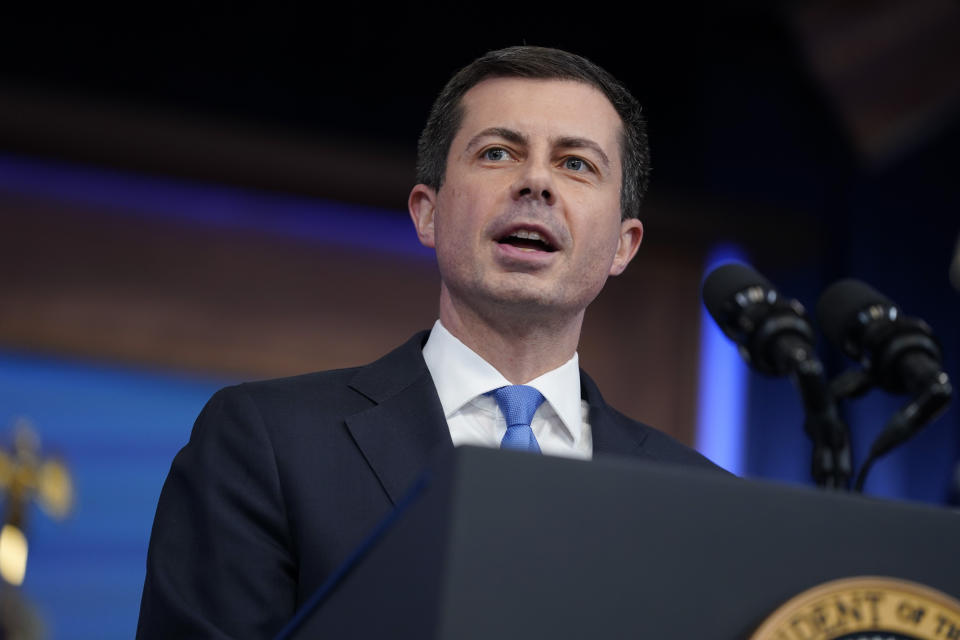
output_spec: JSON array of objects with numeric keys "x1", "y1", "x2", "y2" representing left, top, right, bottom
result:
[
  {"x1": 816, "y1": 279, "x2": 948, "y2": 397},
  {"x1": 702, "y1": 263, "x2": 817, "y2": 376},
  {"x1": 703, "y1": 263, "x2": 851, "y2": 488},
  {"x1": 816, "y1": 279, "x2": 952, "y2": 490}
]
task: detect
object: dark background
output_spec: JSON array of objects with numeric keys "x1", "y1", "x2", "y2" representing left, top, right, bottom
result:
[{"x1": 2, "y1": 2, "x2": 958, "y2": 255}]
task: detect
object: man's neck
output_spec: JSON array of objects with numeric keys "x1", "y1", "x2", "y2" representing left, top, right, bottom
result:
[{"x1": 437, "y1": 288, "x2": 583, "y2": 384}]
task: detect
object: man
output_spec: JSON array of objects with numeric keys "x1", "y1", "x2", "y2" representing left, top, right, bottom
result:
[{"x1": 137, "y1": 46, "x2": 721, "y2": 639}]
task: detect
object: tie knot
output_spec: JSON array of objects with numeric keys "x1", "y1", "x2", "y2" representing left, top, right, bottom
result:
[{"x1": 492, "y1": 385, "x2": 545, "y2": 429}]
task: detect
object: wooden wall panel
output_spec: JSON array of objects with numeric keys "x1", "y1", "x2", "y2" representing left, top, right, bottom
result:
[{"x1": 0, "y1": 193, "x2": 439, "y2": 376}]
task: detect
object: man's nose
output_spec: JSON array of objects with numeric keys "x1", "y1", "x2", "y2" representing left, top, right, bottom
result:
[{"x1": 512, "y1": 160, "x2": 556, "y2": 206}]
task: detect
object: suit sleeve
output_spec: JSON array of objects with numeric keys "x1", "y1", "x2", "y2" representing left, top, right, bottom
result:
[{"x1": 137, "y1": 385, "x2": 297, "y2": 639}]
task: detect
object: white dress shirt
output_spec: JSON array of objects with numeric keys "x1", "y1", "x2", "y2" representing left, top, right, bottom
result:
[{"x1": 421, "y1": 320, "x2": 592, "y2": 460}]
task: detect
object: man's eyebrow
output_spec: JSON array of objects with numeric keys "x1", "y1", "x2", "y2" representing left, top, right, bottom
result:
[
  {"x1": 555, "y1": 136, "x2": 610, "y2": 169},
  {"x1": 464, "y1": 127, "x2": 528, "y2": 152}
]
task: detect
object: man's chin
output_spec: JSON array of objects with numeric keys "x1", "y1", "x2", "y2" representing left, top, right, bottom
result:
[
  {"x1": 477, "y1": 285, "x2": 582, "y2": 318},
  {"x1": 442, "y1": 274, "x2": 596, "y2": 321}
]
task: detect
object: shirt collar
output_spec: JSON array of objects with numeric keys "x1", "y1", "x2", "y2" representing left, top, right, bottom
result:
[{"x1": 422, "y1": 320, "x2": 583, "y2": 442}]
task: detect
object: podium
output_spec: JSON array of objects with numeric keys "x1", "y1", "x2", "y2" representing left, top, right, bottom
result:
[{"x1": 279, "y1": 447, "x2": 960, "y2": 639}]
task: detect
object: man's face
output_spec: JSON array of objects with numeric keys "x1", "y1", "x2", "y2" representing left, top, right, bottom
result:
[{"x1": 409, "y1": 77, "x2": 643, "y2": 322}]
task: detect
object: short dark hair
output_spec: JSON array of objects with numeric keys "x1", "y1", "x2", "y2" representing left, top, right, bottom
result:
[{"x1": 416, "y1": 46, "x2": 650, "y2": 220}]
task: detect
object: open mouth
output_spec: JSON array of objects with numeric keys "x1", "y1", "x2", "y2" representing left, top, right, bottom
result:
[{"x1": 496, "y1": 229, "x2": 557, "y2": 253}]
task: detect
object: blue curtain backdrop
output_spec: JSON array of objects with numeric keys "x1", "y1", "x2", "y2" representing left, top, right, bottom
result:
[{"x1": 0, "y1": 351, "x2": 229, "y2": 639}]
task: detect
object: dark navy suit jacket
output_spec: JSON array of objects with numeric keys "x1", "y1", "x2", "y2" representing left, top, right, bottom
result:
[{"x1": 136, "y1": 331, "x2": 721, "y2": 639}]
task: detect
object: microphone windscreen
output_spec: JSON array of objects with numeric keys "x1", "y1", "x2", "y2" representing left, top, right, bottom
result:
[
  {"x1": 702, "y1": 262, "x2": 772, "y2": 322},
  {"x1": 816, "y1": 279, "x2": 893, "y2": 348}
]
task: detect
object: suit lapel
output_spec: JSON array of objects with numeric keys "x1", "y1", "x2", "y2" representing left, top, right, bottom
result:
[
  {"x1": 344, "y1": 332, "x2": 453, "y2": 505},
  {"x1": 581, "y1": 369, "x2": 652, "y2": 459}
]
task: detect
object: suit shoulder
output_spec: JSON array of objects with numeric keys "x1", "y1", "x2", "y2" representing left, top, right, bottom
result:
[
  {"x1": 237, "y1": 366, "x2": 361, "y2": 398},
  {"x1": 205, "y1": 366, "x2": 371, "y2": 429},
  {"x1": 607, "y1": 406, "x2": 730, "y2": 475},
  {"x1": 218, "y1": 331, "x2": 431, "y2": 414}
]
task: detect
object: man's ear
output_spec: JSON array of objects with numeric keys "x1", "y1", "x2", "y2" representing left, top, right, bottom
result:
[
  {"x1": 408, "y1": 184, "x2": 438, "y2": 248},
  {"x1": 609, "y1": 217, "x2": 644, "y2": 276}
]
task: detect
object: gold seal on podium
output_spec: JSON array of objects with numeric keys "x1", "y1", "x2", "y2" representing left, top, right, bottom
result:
[{"x1": 751, "y1": 576, "x2": 960, "y2": 640}]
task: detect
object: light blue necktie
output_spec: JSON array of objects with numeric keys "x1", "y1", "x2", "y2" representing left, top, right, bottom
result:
[{"x1": 492, "y1": 385, "x2": 545, "y2": 453}]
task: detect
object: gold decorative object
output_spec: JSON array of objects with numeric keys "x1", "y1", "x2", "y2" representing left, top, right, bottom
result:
[{"x1": 0, "y1": 418, "x2": 74, "y2": 586}]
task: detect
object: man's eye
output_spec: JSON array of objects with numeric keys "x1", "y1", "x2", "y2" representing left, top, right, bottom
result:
[
  {"x1": 563, "y1": 157, "x2": 590, "y2": 172},
  {"x1": 482, "y1": 148, "x2": 510, "y2": 162}
]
